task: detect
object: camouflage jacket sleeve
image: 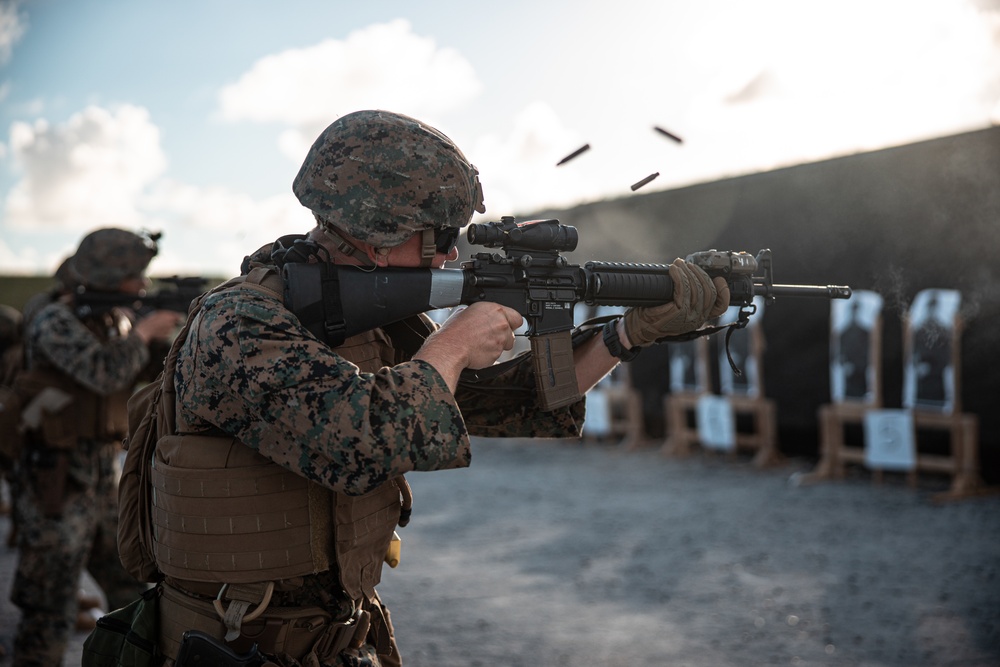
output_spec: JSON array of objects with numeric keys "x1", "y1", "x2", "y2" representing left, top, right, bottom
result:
[
  {"x1": 175, "y1": 286, "x2": 471, "y2": 497},
  {"x1": 454, "y1": 352, "x2": 587, "y2": 439},
  {"x1": 28, "y1": 302, "x2": 150, "y2": 395}
]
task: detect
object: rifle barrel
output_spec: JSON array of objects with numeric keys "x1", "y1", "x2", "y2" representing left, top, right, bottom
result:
[{"x1": 766, "y1": 284, "x2": 852, "y2": 299}]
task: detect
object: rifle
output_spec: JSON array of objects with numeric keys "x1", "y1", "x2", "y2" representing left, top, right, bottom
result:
[
  {"x1": 283, "y1": 217, "x2": 851, "y2": 410},
  {"x1": 72, "y1": 276, "x2": 211, "y2": 318}
]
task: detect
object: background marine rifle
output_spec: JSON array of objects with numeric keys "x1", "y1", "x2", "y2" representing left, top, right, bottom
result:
[
  {"x1": 72, "y1": 276, "x2": 211, "y2": 318},
  {"x1": 283, "y1": 217, "x2": 852, "y2": 410}
]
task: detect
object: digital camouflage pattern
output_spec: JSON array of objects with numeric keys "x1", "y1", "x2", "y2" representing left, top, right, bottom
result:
[
  {"x1": 176, "y1": 288, "x2": 472, "y2": 497},
  {"x1": 11, "y1": 301, "x2": 149, "y2": 665},
  {"x1": 26, "y1": 302, "x2": 150, "y2": 394},
  {"x1": 20, "y1": 257, "x2": 75, "y2": 333},
  {"x1": 12, "y1": 437, "x2": 145, "y2": 665},
  {"x1": 292, "y1": 110, "x2": 486, "y2": 248},
  {"x1": 170, "y1": 247, "x2": 585, "y2": 663},
  {"x1": 11, "y1": 301, "x2": 150, "y2": 667},
  {"x1": 66, "y1": 228, "x2": 158, "y2": 291},
  {"x1": 174, "y1": 273, "x2": 585, "y2": 497}
]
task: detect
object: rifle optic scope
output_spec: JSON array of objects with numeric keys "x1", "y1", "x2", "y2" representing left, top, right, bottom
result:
[{"x1": 467, "y1": 217, "x2": 579, "y2": 253}]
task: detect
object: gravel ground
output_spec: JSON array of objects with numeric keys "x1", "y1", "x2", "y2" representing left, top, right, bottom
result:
[{"x1": 2, "y1": 438, "x2": 998, "y2": 667}]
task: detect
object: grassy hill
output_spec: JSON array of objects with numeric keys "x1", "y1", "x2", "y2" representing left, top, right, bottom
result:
[{"x1": 0, "y1": 276, "x2": 58, "y2": 311}]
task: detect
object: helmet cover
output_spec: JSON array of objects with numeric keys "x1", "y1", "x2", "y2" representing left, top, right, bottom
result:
[
  {"x1": 292, "y1": 110, "x2": 485, "y2": 248},
  {"x1": 66, "y1": 228, "x2": 158, "y2": 291}
]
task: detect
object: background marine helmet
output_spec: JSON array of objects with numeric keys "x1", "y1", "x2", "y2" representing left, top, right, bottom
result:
[
  {"x1": 292, "y1": 110, "x2": 485, "y2": 248},
  {"x1": 66, "y1": 228, "x2": 159, "y2": 291}
]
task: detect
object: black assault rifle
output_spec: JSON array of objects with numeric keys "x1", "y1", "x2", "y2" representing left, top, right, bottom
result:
[
  {"x1": 283, "y1": 217, "x2": 851, "y2": 411},
  {"x1": 72, "y1": 276, "x2": 211, "y2": 319}
]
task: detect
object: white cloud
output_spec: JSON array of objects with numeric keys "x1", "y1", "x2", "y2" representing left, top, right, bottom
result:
[
  {"x1": 471, "y1": 102, "x2": 624, "y2": 216},
  {"x1": 679, "y1": 0, "x2": 1000, "y2": 167},
  {"x1": 217, "y1": 18, "x2": 483, "y2": 161},
  {"x1": 3, "y1": 105, "x2": 167, "y2": 231},
  {"x1": 0, "y1": 100, "x2": 312, "y2": 277},
  {"x1": 6, "y1": 2, "x2": 998, "y2": 277},
  {"x1": 486, "y1": 0, "x2": 1000, "y2": 213},
  {"x1": 139, "y1": 179, "x2": 310, "y2": 275},
  {"x1": 202, "y1": 3, "x2": 1000, "y2": 223},
  {"x1": 141, "y1": 178, "x2": 305, "y2": 237},
  {"x1": 0, "y1": 0, "x2": 26, "y2": 66},
  {"x1": 0, "y1": 235, "x2": 63, "y2": 275}
]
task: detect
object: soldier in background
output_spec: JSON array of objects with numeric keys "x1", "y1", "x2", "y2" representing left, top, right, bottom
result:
[
  {"x1": 10, "y1": 229, "x2": 180, "y2": 667},
  {"x1": 4, "y1": 256, "x2": 75, "y2": 519},
  {"x1": 20, "y1": 257, "x2": 77, "y2": 329},
  {"x1": 3, "y1": 259, "x2": 77, "y2": 579},
  {"x1": 0, "y1": 305, "x2": 22, "y2": 388},
  {"x1": 0, "y1": 304, "x2": 24, "y2": 518}
]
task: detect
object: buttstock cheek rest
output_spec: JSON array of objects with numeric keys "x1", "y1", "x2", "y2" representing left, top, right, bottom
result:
[{"x1": 530, "y1": 331, "x2": 580, "y2": 411}]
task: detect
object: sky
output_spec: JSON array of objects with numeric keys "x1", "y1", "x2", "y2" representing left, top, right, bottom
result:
[{"x1": 0, "y1": 0, "x2": 998, "y2": 278}]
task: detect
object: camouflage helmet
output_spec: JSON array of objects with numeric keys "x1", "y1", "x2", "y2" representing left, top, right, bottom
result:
[
  {"x1": 292, "y1": 110, "x2": 486, "y2": 248},
  {"x1": 66, "y1": 228, "x2": 159, "y2": 291},
  {"x1": 53, "y1": 256, "x2": 78, "y2": 293}
]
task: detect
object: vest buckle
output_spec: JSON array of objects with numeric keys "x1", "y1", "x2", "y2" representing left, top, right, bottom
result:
[{"x1": 213, "y1": 581, "x2": 275, "y2": 642}]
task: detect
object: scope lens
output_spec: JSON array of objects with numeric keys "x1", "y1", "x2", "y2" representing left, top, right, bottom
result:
[{"x1": 468, "y1": 223, "x2": 514, "y2": 247}]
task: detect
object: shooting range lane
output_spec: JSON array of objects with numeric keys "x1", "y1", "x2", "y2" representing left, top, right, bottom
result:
[
  {"x1": 377, "y1": 439, "x2": 1000, "y2": 667},
  {"x1": 10, "y1": 439, "x2": 999, "y2": 665}
]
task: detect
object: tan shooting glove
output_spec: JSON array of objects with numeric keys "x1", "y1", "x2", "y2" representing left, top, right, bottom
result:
[{"x1": 623, "y1": 258, "x2": 731, "y2": 346}]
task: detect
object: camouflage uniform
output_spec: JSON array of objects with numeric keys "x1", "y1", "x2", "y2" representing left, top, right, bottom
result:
[
  {"x1": 3, "y1": 261, "x2": 74, "y2": 544},
  {"x1": 0, "y1": 304, "x2": 23, "y2": 522},
  {"x1": 161, "y1": 111, "x2": 584, "y2": 666},
  {"x1": 165, "y1": 240, "x2": 585, "y2": 667},
  {"x1": 0, "y1": 304, "x2": 22, "y2": 388},
  {"x1": 11, "y1": 229, "x2": 157, "y2": 667},
  {"x1": 155, "y1": 109, "x2": 724, "y2": 666}
]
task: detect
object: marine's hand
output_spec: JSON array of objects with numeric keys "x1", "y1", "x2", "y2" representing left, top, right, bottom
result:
[
  {"x1": 134, "y1": 309, "x2": 182, "y2": 344},
  {"x1": 414, "y1": 302, "x2": 523, "y2": 392},
  {"x1": 622, "y1": 259, "x2": 730, "y2": 346}
]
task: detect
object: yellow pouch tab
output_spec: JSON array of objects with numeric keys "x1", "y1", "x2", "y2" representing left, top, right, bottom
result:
[{"x1": 384, "y1": 531, "x2": 401, "y2": 568}]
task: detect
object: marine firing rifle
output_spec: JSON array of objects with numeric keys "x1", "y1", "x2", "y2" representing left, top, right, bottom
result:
[
  {"x1": 72, "y1": 276, "x2": 211, "y2": 318},
  {"x1": 283, "y1": 217, "x2": 851, "y2": 410}
]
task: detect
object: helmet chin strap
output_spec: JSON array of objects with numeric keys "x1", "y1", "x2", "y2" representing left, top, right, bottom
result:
[
  {"x1": 320, "y1": 223, "x2": 378, "y2": 269},
  {"x1": 320, "y1": 220, "x2": 437, "y2": 268},
  {"x1": 419, "y1": 228, "x2": 436, "y2": 268}
]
